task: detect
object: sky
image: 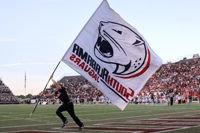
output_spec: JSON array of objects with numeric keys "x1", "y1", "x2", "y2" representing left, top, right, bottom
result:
[{"x1": 0, "y1": 0, "x2": 200, "y2": 95}]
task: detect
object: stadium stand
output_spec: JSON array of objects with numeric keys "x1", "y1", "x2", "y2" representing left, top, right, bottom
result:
[
  {"x1": 42, "y1": 76, "x2": 106, "y2": 104},
  {"x1": 141, "y1": 57, "x2": 200, "y2": 104},
  {"x1": 0, "y1": 79, "x2": 19, "y2": 104},
  {"x1": 59, "y1": 76, "x2": 107, "y2": 104},
  {"x1": 42, "y1": 57, "x2": 200, "y2": 105}
]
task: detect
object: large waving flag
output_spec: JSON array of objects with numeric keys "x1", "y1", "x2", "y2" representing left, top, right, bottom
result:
[{"x1": 62, "y1": 0, "x2": 162, "y2": 110}]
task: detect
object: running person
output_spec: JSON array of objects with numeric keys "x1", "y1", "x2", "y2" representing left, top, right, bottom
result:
[{"x1": 51, "y1": 79, "x2": 84, "y2": 129}]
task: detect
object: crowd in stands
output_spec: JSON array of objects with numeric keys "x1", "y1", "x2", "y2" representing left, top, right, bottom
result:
[
  {"x1": 140, "y1": 56, "x2": 200, "y2": 104},
  {"x1": 40, "y1": 56, "x2": 200, "y2": 105},
  {"x1": 0, "y1": 79, "x2": 19, "y2": 104},
  {"x1": 1, "y1": 56, "x2": 200, "y2": 105},
  {"x1": 42, "y1": 76, "x2": 109, "y2": 104},
  {"x1": 60, "y1": 76, "x2": 103, "y2": 104}
]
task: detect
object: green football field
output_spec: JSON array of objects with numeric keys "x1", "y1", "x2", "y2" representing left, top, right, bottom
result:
[{"x1": 0, "y1": 104, "x2": 200, "y2": 133}]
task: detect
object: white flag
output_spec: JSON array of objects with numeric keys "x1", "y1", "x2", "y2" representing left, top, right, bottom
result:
[{"x1": 62, "y1": 0, "x2": 162, "y2": 110}]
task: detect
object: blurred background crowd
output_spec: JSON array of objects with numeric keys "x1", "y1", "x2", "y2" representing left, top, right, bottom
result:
[{"x1": 1, "y1": 55, "x2": 200, "y2": 105}]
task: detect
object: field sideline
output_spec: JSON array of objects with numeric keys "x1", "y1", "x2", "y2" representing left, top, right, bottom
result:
[{"x1": 0, "y1": 104, "x2": 200, "y2": 133}]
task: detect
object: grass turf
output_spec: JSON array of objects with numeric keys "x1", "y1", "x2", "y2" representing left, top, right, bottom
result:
[{"x1": 0, "y1": 103, "x2": 200, "y2": 132}]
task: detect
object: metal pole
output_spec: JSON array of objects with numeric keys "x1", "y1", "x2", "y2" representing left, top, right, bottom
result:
[
  {"x1": 30, "y1": 61, "x2": 61, "y2": 117},
  {"x1": 24, "y1": 72, "x2": 26, "y2": 95}
]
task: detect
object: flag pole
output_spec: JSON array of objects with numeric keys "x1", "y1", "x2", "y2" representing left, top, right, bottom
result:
[
  {"x1": 30, "y1": 0, "x2": 107, "y2": 117},
  {"x1": 30, "y1": 60, "x2": 61, "y2": 117}
]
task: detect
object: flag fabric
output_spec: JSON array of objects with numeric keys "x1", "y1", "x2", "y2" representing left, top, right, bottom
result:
[{"x1": 62, "y1": 0, "x2": 162, "y2": 110}]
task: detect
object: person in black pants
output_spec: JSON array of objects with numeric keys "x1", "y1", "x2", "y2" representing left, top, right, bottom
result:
[
  {"x1": 169, "y1": 90, "x2": 174, "y2": 106},
  {"x1": 51, "y1": 79, "x2": 84, "y2": 129}
]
